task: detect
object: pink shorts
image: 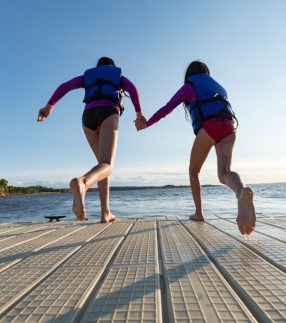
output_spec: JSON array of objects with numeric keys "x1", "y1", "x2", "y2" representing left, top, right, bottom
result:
[{"x1": 203, "y1": 118, "x2": 235, "y2": 143}]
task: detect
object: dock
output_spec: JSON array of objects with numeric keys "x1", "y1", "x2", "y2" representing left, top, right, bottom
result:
[{"x1": 0, "y1": 216, "x2": 285, "y2": 322}]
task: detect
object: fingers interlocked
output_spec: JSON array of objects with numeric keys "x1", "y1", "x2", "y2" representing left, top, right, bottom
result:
[{"x1": 134, "y1": 116, "x2": 147, "y2": 131}]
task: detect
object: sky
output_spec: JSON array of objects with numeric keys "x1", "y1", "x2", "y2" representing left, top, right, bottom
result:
[{"x1": 1, "y1": 0, "x2": 286, "y2": 187}]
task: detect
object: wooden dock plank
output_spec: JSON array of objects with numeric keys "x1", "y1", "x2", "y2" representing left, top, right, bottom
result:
[
  {"x1": 113, "y1": 221, "x2": 158, "y2": 265},
  {"x1": 81, "y1": 221, "x2": 161, "y2": 322},
  {"x1": 0, "y1": 227, "x2": 56, "y2": 252},
  {"x1": 257, "y1": 218, "x2": 286, "y2": 230},
  {"x1": 0, "y1": 225, "x2": 49, "y2": 237},
  {"x1": 81, "y1": 266, "x2": 160, "y2": 322},
  {"x1": 207, "y1": 218, "x2": 286, "y2": 271},
  {"x1": 0, "y1": 226, "x2": 85, "y2": 271},
  {"x1": 215, "y1": 216, "x2": 286, "y2": 243},
  {"x1": 182, "y1": 220, "x2": 286, "y2": 322},
  {"x1": 159, "y1": 221, "x2": 255, "y2": 322}
]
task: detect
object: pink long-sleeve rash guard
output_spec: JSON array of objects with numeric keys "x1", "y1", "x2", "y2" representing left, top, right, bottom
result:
[
  {"x1": 146, "y1": 83, "x2": 197, "y2": 127},
  {"x1": 48, "y1": 75, "x2": 142, "y2": 113}
]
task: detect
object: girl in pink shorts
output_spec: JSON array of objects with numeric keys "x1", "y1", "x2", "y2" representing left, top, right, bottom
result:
[{"x1": 136, "y1": 60, "x2": 256, "y2": 235}]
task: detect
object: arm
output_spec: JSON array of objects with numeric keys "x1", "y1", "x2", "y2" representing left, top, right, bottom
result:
[
  {"x1": 120, "y1": 76, "x2": 142, "y2": 114},
  {"x1": 146, "y1": 83, "x2": 196, "y2": 128},
  {"x1": 120, "y1": 76, "x2": 146, "y2": 128},
  {"x1": 37, "y1": 76, "x2": 84, "y2": 122}
]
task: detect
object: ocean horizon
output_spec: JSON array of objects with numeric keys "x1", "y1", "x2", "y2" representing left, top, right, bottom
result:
[
  {"x1": 3, "y1": 181, "x2": 286, "y2": 191},
  {"x1": 0, "y1": 182, "x2": 285, "y2": 224}
]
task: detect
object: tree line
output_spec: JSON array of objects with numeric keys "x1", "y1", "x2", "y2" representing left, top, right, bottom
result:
[{"x1": 0, "y1": 178, "x2": 68, "y2": 196}]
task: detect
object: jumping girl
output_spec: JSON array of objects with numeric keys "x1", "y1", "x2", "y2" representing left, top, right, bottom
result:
[
  {"x1": 136, "y1": 60, "x2": 256, "y2": 235},
  {"x1": 38, "y1": 57, "x2": 146, "y2": 222}
]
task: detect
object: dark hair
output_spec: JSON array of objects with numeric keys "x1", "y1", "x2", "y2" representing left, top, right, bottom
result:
[
  {"x1": 183, "y1": 60, "x2": 210, "y2": 120},
  {"x1": 96, "y1": 56, "x2": 115, "y2": 67},
  {"x1": 184, "y1": 60, "x2": 210, "y2": 83}
]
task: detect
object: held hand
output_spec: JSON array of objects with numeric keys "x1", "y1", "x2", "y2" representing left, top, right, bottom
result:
[
  {"x1": 134, "y1": 116, "x2": 147, "y2": 131},
  {"x1": 37, "y1": 104, "x2": 54, "y2": 122}
]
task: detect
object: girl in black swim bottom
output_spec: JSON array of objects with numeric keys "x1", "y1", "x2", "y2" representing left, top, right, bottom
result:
[
  {"x1": 38, "y1": 56, "x2": 146, "y2": 222},
  {"x1": 82, "y1": 106, "x2": 119, "y2": 131}
]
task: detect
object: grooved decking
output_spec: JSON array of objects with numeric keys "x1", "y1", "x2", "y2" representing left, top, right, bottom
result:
[{"x1": 0, "y1": 217, "x2": 285, "y2": 322}]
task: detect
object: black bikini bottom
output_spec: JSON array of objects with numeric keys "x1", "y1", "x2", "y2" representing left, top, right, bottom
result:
[{"x1": 82, "y1": 106, "x2": 119, "y2": 130}]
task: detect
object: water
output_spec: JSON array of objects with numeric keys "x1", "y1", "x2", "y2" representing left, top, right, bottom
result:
[{"x1": 0, "y1": 183, "x2": 285, "y2": 223}]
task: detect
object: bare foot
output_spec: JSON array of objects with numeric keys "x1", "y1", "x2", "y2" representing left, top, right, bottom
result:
[
  {"x1": 237, "y1": 187, "x2": 256, "y2": 235},
  {"x1": 70, "y1": 178, "x2": 86, "y2": 221},
  {"x1": 100, "y1": 211, "x2": 118, "y2": 223},
  {"x1": 189, "y1": 213, "x2": 204, "y2": 221}
]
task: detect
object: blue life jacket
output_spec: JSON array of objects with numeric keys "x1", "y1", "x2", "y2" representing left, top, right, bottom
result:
[
  {"x1": 83, "y1": 65, "x2": 122, "y2": 104},
  {"x1": 185, "y1": 73, "x2": 235, "y2": 135}
]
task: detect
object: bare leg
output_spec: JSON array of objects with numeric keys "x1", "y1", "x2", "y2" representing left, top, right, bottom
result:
[
  {"x1": 82, "y1": 126, "x2": 117, "y2": 223},
  {"x1": 70, "y1": 114, "x2": 119, "y2": 222},
  {"x1": 215, "y1": 133, "x2": 256, "y2": 234},
  {"x1": 189, "y1": 129, "x2": 215, "y2": 221},
  {"x1": 215, "y1": 133, "x2": 244, "y2": 194},
  {"x1": 97, "y1": 177, "x2": 117, "y2": 223}
]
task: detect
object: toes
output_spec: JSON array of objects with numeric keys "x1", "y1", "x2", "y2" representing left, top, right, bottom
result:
[
  {"x1": 100, "y1": 214, "x2": 117, "y2": 223},
  {"x1": 189, "y1": 214, "x2": 204, "y2": 221},
  {"x1": 238, "y1": 224, "x2": 246, "y2": 235},
  {"x1": 245, "y1": 226, "x2": 253, "y2": 235}
]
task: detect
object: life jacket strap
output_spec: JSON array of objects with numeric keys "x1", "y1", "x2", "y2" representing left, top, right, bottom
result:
[
  {"x1": 85, "y1": 78, "x2": 119, "y2": 90},
  {"x1": 118, "y1": 90, "x2": 125, "y2": 116},
  {"x1": 84, "y1": 78, "x2": 121, "y2": 104},
  {"x1": 189, "y1": 94, "x2": 229, "y2": 112},
  {"x1": 189, "y1": 94, "x2": 234, "y2": 127}
]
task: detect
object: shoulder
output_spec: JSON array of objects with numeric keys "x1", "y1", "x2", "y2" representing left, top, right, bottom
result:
[
  {"x1": 61, "y1": 75, "x2": 84, "y2": 88},
  {"x1": 120, "y1": 75, "x2": 135, "y2": 88},
  {"x1": 179, "y1": 83, "x2": 197, "y2": 102},
  {"x1": 181, "y1": 82, "x2": 196, "y2": 94}
]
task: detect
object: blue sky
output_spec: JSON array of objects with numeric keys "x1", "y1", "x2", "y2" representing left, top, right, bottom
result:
[{"x1": 1, "y1": 0, "x2": 286, "y2": 187}]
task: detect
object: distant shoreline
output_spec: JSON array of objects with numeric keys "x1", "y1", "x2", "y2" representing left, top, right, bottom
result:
[
  {"x1": 108, "y1": 184, "x2": 220, "y2": 191},
  {"x1": 0, "y1": 191, "x2": 70, "y2": 197},
  {"x1": 0, "y1": 184, "x2": 222, "y2": 197},
  {"x1": 1, "y1": 182, "x2": 285, "y2": 197}
]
